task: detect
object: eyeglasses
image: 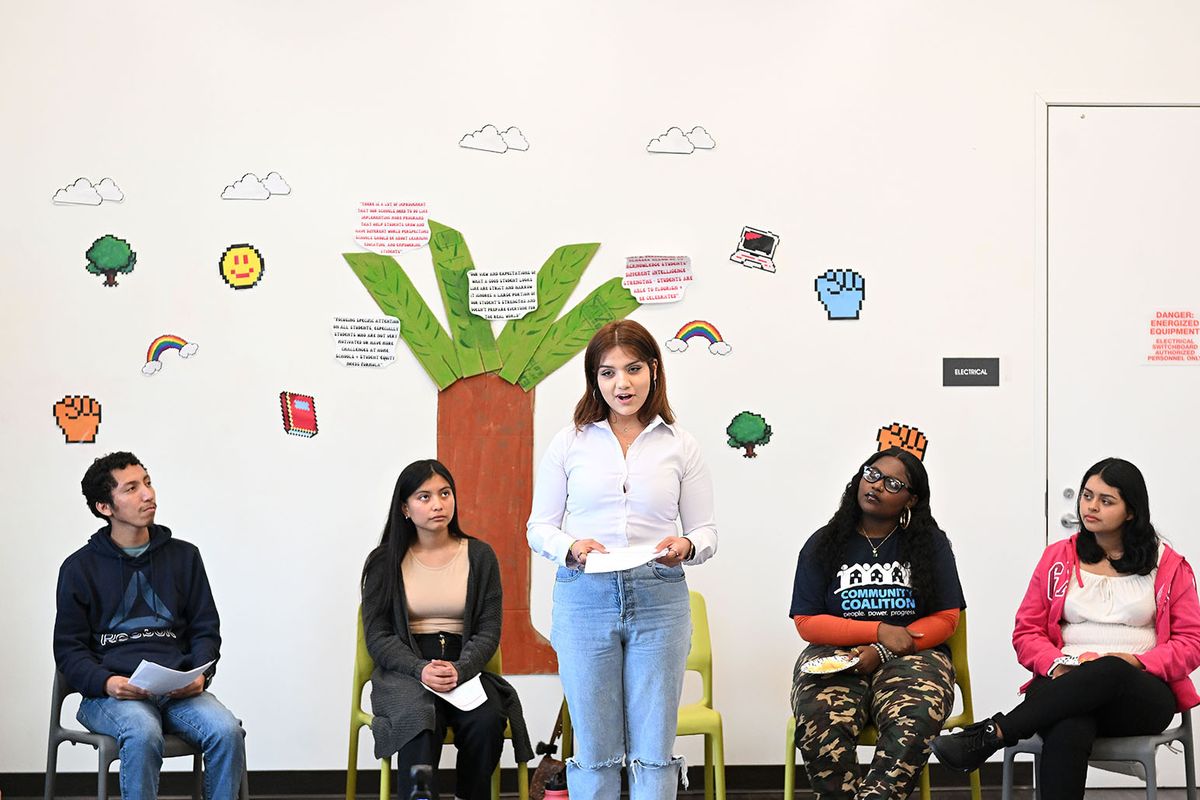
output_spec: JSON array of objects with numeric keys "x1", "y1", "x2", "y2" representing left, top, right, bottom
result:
[{"x1": 862, "y1": 464, "x2": 910, "y2": 494}]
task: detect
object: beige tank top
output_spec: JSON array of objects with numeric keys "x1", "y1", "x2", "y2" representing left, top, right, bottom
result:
[{"x1": 402, "y1": 539, "x2": 468, "y2": 635}]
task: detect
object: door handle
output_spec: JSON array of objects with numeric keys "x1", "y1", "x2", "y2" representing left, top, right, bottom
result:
[{"x1": 1060, "y1": 513, "x2": 1080, "y2": 529}]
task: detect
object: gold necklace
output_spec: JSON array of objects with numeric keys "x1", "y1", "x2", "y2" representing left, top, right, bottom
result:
[{"x1": 859, "y1": 525, "x2": 899, "y2": 558}]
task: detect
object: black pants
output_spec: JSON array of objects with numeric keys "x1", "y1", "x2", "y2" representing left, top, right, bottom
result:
[
  {"x1": 996, "y1": 656, "x2": 1176, "y2": 800},
  {"x1": 396, "y1": 633, "x2": 507, "y2": 800}
]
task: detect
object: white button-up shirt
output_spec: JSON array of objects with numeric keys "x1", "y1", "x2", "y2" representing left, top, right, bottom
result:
[{"x1": 527, "y1": 417, "x2": 718, "y2": 566}]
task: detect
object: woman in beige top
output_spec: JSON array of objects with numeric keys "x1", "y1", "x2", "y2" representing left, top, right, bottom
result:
[{"x1": 361, "y1": 459, "x2": 532, "y2": 800}]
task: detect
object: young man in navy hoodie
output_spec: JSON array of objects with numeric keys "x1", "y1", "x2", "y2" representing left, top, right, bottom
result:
[{"x1": 54, "y1": 452, "x2": 246, "y2": 800}]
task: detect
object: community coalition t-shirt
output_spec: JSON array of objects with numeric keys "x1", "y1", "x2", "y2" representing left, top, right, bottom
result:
[{"x1": 789, "y1": 525, "x2": 966, "y2": 627}]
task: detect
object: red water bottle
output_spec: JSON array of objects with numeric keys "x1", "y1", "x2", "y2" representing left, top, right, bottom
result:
[{"x1": 544, "y1": 770, "x2": 569, "y2": 800}]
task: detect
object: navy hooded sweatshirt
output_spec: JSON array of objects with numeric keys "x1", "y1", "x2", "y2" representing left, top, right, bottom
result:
[{"x1": 53, "y1": 524, "x2": 222, "y2": 697}]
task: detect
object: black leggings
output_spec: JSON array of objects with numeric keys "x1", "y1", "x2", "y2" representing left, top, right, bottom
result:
[
  {"x1": 395, "y1": 678, "x2": 506, "y2": 800},
  {"x1": 996, "y1": 656, "x2": 1176, "y2": 800},
  {"x1": 395, "y1": 633, "x2": 507, "y2": 800}
]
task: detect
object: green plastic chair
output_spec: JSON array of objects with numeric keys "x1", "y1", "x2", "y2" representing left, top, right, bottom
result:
[
  {"x1": 346, "y1": 607, "x2": 529, "y2": 800},
  {"x1": 783, "y1": 609, "x2": 981, "y2": 800},
  {"x1": 561, "y1": 590, "x2": 725, "y2": 800}
]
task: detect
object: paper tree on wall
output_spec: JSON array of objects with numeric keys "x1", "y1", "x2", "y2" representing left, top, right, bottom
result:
[{"x1": 344, "y1": 221, "x2": 639, "y2": 673}]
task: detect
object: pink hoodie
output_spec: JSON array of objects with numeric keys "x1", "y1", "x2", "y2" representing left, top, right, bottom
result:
[{"x1": 1012, "y1": 535, "x2": 1200, "y2": 711}]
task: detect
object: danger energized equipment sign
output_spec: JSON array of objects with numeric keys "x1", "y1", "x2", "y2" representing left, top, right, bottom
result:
[{"x1": 1147, "y1": 310, "x2": 1200, "y2": 363}]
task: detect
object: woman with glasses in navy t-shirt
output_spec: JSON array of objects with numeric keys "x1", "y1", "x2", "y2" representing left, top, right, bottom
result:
[{"x1": 789, "y1": 447, "x2": 966, "y2": 800}]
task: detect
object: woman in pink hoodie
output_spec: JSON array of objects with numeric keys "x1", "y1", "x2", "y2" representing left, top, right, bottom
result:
[{"x1": 931, "y1": 458, "x2": 1200, "y2": 799}]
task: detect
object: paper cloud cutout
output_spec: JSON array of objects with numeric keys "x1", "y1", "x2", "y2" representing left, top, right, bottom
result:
[
  {"x1": 141, "y1": 360, "x2": 163, "y2": 376},
  {"x1": 460, "y1": 124, "x2": 510, "y2": 153},
  {"x1": 53, "y1": 177, "x2": 124, "y2": 205},
  {"x1": 647, "y1": 127, "x2": 695, "y2": 154},
  {"x1": 500, "y1": 126, "x2": 529, "y2": 151},
  {"x1": 665, "y1": 338, "x2": 688, "y2": 352},
  {"x1": 708, "y1": 341, "x2": 732, "y2": 355},
  {"x1": 261, "y1": 171, "x2": 291, "y2": 195},
  {"x1": 96, "y1": 178, "x2": 124, "y2": 201},
  {"x1": 221, "y1": 173, "x2": 271, "y2": 200},
  {"x1": 178, "y1": 342, "x2": 199, "y2": 358},
  {"x1": 685, "y1": 126, "x2": 716, "y2": 149}
]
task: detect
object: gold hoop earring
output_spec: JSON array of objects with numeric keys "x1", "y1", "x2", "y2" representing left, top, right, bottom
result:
[{"x1": 900, "y1": 507, "x2": 911, "y2": 529}]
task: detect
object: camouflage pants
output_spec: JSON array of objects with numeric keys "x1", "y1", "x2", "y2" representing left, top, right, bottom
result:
[{"x1": 790, "y1": 644, "x2": 955, "y2": 800}]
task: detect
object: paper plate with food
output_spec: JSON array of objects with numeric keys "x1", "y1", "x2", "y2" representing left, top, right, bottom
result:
[{"x1": 800, "y1": 653, "x2": 860, "y2": 675}]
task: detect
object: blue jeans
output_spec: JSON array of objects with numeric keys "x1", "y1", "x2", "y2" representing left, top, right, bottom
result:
[
  {"x1": 551, "y1": 562, "x2": 691, "y2": 800},
  {"x1": 77, "y1": 692, "x2": 245, "y2": 800}
]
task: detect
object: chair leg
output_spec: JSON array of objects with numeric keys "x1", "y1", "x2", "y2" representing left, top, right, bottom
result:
[
  {"x1": 98, "y1": 741, "x2": 119, "y2": 800},
  {"x1": 1033, "y1": 753, "x2": 1042, "y2": 800},
  {"x1": 969, "y1": 766, "x2": 982, "y2": 800},
  {"x1": 44, "y1": 740, "x2": 60, "y2": 800},
  {"x1": 491, "y1": 763, "x2": 501, "y2": 800},
  {"x1": 192, "y1": 752, "x2": 204, "y2": 800},
  {"x1": 703, "y1": 735, "x2": 714, "y2": 800},
  {"x1": 517, "y1": 761, "x2": 530, "y2": 800},
  {"x1": 97, "y1": 754, "x2": 109, "y2": 800},
  {"x1": 379, "y1": 756, "x2": 390, "y2": 800},
  {"x1": 240, "y1": 767, "x2": 250, "y2": 800},
  {"x1": 347, "y1": 724, "x2": 360, "y2": 800},
  {"x1": 1185, "y1": 729, "x2": 1198, "y2": 800},
  {"x1": 711, "y1": 725, "x2": 726, "y2": 800},
  {"x1": 783, "y1": 718, "x2": 796, "y2": 800},
  {"x1": 1145, "y1": 756, "x2": 1157, "y2": 800},
  {"x1": 918, "y1": 764, "x2": 931, "y2": 800},
  {"x1": 1001, "y1": 749, "x2": 1014, "y2": 800}
]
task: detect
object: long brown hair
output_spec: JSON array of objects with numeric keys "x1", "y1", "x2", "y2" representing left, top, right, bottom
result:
[{"x1": 573, "y1": 320, "x2": 674, "y2": 428}]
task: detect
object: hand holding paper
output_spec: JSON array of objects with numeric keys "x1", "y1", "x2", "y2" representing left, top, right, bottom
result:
[
  {"x1": 128, "y1": 659, "x2": 215, "y2": 696},
  {"x1": 584, "y1": 545, "x2": 668, "y2": 574},
  {"x1": 422, "y1": 674, "x2": 488, "y2": 711}
]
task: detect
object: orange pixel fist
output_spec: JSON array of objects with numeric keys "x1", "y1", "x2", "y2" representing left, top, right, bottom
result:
[
  {"x1": 877, "y1": 422, "x2": 927, "y2": 461},
  {"x1": 54, "y1": 395, "x2": 102, "y2": 443}
]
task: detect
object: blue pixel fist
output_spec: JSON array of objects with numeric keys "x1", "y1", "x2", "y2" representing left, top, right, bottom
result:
[{"x1": 814, "y1": 269, "x2": 865, "y2": 320}]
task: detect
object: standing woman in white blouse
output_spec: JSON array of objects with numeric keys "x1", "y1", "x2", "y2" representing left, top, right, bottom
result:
[
  {"x1": 528, "y1": 319, "x2": 717, "y2": 800},
  {"x1": 932, "y1": 458, "x2": 1200, "y2": 799}
]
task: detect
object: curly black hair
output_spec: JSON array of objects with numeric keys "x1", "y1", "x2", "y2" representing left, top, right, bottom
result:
[
  {"x1": 1075, "y1": 457, "x2": 1159, "y2": 575},
  {"x1": 81, "y1": 451, "x2": 144, "y2": 520},
  {"x1": 813, "y1": 447, "x2": 946, "y2": 607}
]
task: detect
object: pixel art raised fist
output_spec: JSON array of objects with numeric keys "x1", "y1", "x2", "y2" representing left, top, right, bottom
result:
[
  {"x1": 53, "y1": 395, "x2": 102, "y2": 443},
  {"x1": 814, "y1": 269, "x2": 865, "y2": 320},
  {"x1": 877, "y1": 422, "x2": 927, "y2": 461}
]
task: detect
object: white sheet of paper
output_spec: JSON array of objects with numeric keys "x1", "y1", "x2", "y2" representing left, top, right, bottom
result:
[
  {"x1": 422, "y1": 674, "x2": 487, "y2": 711},
  {"x1": 584, "y1": 545, "x2": 668, "y2": 574},
  {"x1": 128, "y1": 659, "x2": 215, "y2": 695}
]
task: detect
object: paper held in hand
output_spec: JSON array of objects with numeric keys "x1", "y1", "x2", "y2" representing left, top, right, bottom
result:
[
  {"x1": 129, "y1": 659, "x2": 216, "y2": 695},
  {"x1": 422, "y1": 674, "x2": 487, "y2": 711},
  {"x1": 584, "y1": 545, "x2": 669, "y2": 574}
]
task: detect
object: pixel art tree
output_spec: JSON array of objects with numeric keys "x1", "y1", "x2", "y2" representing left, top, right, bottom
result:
[
  {"x1": 85, "y1": 235, "x2": 136, "y2": 287},
  {"x1": 727, "y1": 411, "x2": 772, "y2": 458},
  {"x1": 344, "y1": 221, "x2": 639, "y2": 673}
]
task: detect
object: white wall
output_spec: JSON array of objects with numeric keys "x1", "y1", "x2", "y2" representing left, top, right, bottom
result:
[{"x1": 3, "y1": 0, "x2": 1200, "y2": 776}]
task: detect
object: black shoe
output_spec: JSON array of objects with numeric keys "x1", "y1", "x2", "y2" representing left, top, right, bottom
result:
[{"x1": 930, "y1": 719, "x2": 1004, "y2": 772}]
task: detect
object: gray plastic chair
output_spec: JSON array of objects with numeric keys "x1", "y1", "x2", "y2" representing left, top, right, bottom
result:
[
  {"x1": 44, "y1": 670, "x2": 249, "y2": 800},
  {"x1": 1000, "y1": 709, "x2": 1197, "y2": 800}
]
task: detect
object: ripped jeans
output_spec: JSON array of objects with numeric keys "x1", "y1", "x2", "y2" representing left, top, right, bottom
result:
[{"x1": 551, "y1": 561, "x2": 691, "y2": 800}]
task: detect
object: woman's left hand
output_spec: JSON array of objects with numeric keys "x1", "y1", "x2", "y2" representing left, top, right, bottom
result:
[
  {"x1": 1110, "y1": 652, "x2": 1145, "y2": 669},
  {"x1": 852, "y1": 645, "x2": 882, "y2": 675},
  {"x1": 655, "y1": 536, "x2": 693, "y2": 566}
]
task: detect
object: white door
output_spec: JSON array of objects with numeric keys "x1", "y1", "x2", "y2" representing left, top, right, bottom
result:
[{"x1": 1047, "y1": 104, "x2": 1200, "y2": 788}]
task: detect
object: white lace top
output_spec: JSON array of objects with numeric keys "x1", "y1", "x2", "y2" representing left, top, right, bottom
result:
[{"x1": 1061, "y1": 564, "x2": 1157, "y2": 656}]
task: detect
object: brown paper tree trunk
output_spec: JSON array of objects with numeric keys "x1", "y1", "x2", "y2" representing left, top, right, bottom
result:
[{"x1": 437, "y1": 372, "x2": 557, "y2": 673}]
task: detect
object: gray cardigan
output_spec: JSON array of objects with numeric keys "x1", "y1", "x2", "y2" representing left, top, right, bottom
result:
[{"x1": 361, "y1": 537, "x2": 533, "y2": 762}]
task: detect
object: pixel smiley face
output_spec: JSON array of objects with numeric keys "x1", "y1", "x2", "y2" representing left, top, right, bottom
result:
[{"x1": 220, "y1": 244, "x2": 265, "y2": 289}]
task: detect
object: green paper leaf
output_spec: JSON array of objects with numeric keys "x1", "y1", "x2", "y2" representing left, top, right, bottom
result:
[
  {"x1": 497, "y1": 242, "x2": 600, "y2": 383},
  {"x1": 428, "y1": 220, "x2": 501, "y2": 378},
  {"x1": 343, "y1": 252, "x2": 461, "y2": 389},
  {"x1": 517, "y1": 278, "x2": 640, "y2": 391}
]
